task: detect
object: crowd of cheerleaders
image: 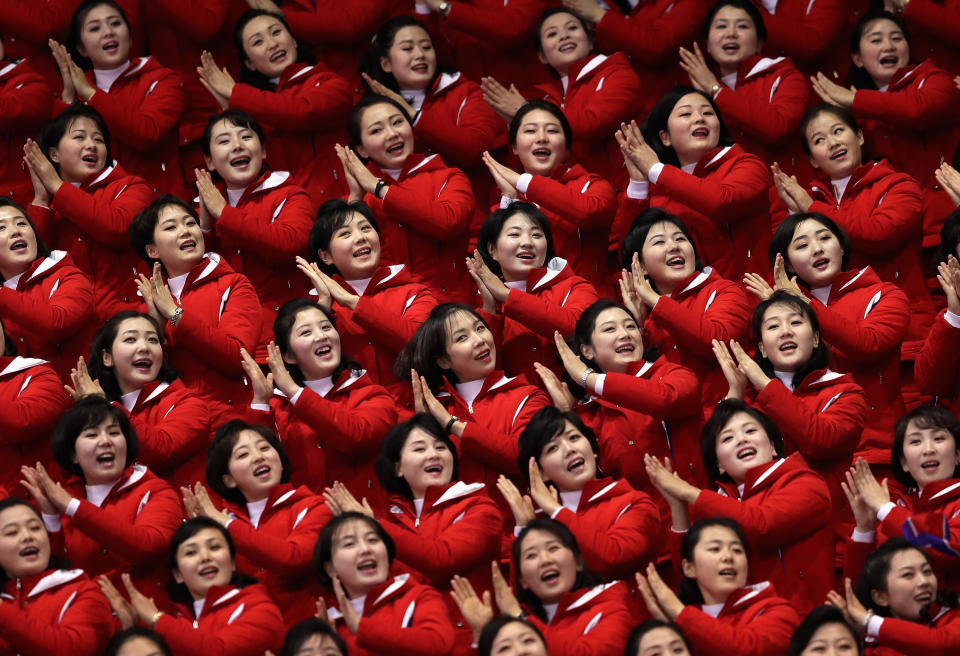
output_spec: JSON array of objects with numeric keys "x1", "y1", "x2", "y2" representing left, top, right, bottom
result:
[{"x1": 2, "y1": 0, "x2": 960, "y2": 655}]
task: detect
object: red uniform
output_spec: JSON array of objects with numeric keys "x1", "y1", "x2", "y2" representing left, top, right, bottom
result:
[
  {"x1": 0, "y1": 251, "x2": 94, "y2": 379},
  {"x1": 916, "y1": 310, "x2": 960, "y2": 415},
  {"x1": 690, "y1": 453, "x2": 834, "y2": 614},
  {"x1": 751, "y1": 0, "x2": 849, "y2": 76},
  {"x1": 900, "y1": 0, "x2": 960, "y2": 74},
  {"x1": 0, "y1": 568, "x2": 115, "y2": 656},
  {"x1": 155, "y1": 583, "x2": 285, "y2": 656},
  {"x1": 524, "y1": 581, "x2": 636, "y2": 656},
  {"x1": 869, "y1": 605, "x2": 960, "y2": 656},
  {"x1": 0, "y1": 57, "x2": 51, "y2": 204},
  {"x1": 673, "y1": 581, "x2": 801, "y2": 656}
]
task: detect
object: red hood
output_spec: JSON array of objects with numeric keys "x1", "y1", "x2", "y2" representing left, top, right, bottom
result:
[
  {"x1": 333, "y1": 264, "x2": 413, "y2": 295},
  {"x1": 810, "y1": 159, "x2": 899, "y2": 204},
  {"x1": 692, "y1": 144, "x2": 744, "y2": 177},
  {"x1": 716, "y1": 452, "x2": 813, "y2": 499},
  {"x1": 367, "y1": 152, "x2": 449, "y2": 182},
  {"x1": 10, "y1": 251, "x2": 79, "y2": 291},
  {"x1": 79, "y1": 162, "x2": 133, "y2": 192}
]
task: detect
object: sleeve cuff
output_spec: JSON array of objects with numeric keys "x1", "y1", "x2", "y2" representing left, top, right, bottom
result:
[
  {"x1": 626, "y1": 180, "x2": 649, "y2": 200},
  {"x1": 877, "y1": 502, "x2": 896, "y2": 521},
  {"x1": 513, "y1": 525, "x2": 524, "y2": 537},
  {"x1": 249, "y1": 403, "x2": 271, "y2": 411},
  {"x1": 516, "y1": 173, "x2": 534, "y2": 195},
  {"x1": 499, "y1": 195, "x2": 516, "y2": 209},
  {"x1": 945, "y1": 310, "x2": 960, "y2": 329},
  {"x1": 65, "y1": 498, "x2": 81, "y2": 518},
  {"x1": 648, "y1": 162, "x2": 665, "y2": 184},
  {"x1": 42, "y1": 512, "x2": 62, "y2": 532},
  {"x1": 867, "y1": 615, "x2": 884, "y2": 638},
  {"x1": 593, "y1": 373, "x2": 605, "y2": 396},
  {"x1": 289, "y1": 388, "x2": 305, "y2": 405},
  {"x1": 550, "y1": 506, "x2": 564, "y2": 519},
  {"x1": 414, "y1": 2, "x2": 431, "y2": 13},
  {"x1": 851, "y1": 528, "x2": 876, "y2": 543}
]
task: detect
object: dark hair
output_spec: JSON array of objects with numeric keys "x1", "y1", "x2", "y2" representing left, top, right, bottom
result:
[
  {"x1": 206, "y1": 420, "x2": 291, "y2": 505},
  {"x1": 280, "y1": 617, "x2": 348, "y2": 656},
  {"x1": 891, "y1": 406, "x2": 960, "y2": 488},
  {"x1": 624, "y1": 620, "x2": 693, "y2": 656},
  {"x1": 0, "y1": 198, "x2": 51, "y2": 281},
  {"x1": 517, "y1": 406, "x2": 600, "y2": 479},
  {"x1": 313, "y1": 512, "x2": 397, "y2": 588},
  {"x1": 394, "y1": 303, "x2": 492, "y2": 390},
  {"x1": 105, "y1": 627, "x2": 172, "y2": 656},
  {"x1": 751, "y1": 290, "x2": 830, "y2": 388},
  {"x1": 39, "y1": 105, "x2": 113, "y2": 175},
  {"x1": 129, "y1": 195, "x2": 202, "y2": 268},
  {"x1": 769, "y1": 211, "x2": 852, "y2": 274},
  {"x1": 508, "y1": 99, "x2": 573, "y2": 149},
  {"x1": 700, "y1": 399, "x2": 784, "y2": 483},
  {"x1": 273, "y1": 298, "x2": 360, "y2": 387},
  {"x1": 620, "y1": 207, "x2": 703, "y2": 285},
  {"x1": 233, "y1": 9, "x2": 315, "y2": 91},
  {"x1": 939, "y1": 208, "x2": 960, "y2": 267},
  {"x1": 677, "y1": 517, "x2": 750, "y2": 605},
  {"x1": 87, "y1": 310, "x2": 178, "y2": 400},
  {"x1": 52, "y1": 397, "x2": 138, "y2": 479},
  {"x1": 201, "y1": 109, "x2": 266, "y2": 158},
  {"x1": 375, "y1": 413, "x2": 460, "y2": 498},
  {"x1": 535, "y1": 8, "x2": 594, "y2": 56},
  {"x1": 0, "y1": 498, "x2": 70, "y2": 584},
  {"x1": 702, "y1": 0, "x2": 767, "y2": 44},
  {"x1": 65, "y1": 0, "x2": 130, "y2": 70},
  {"x1": 359, "y1": 15, "x2": 440, "y2": 94},
  {"x1": 0, "y1": 316, "x2": 15, "y2": 357},
  {"x1": 512, "y1": 518, "x2": 603, "y2": 621},
  {"x1": 477, "y1": 202, "x2": 556, "y2": 278},
  {"x1": 848, "y1": 11, "x2": 911, "y2": 89},
  {"x1": 799, "y1": 103, "x2": 861, "y2": 158},
  {"x1": 308, "y1": 199, "x2": 381, "y2": 276},
  {"x1": 854, "y1": 538, "x2": 956, "y2": 619},
  {"x1": 167, "y1": 517, "x2": 256, "y2": 607},
  {"x1": 347, "y1": 94, "x2": 414, "y2": 150},
  {"x1": 478, "y1": 616, "x2": 547, "y2": 656},
  {"x1": 641, "y1": 86, "x2": 732, "y2": 168},
  {"x1": 787, "y1": 605, "x2": 862, "y2": 656}
]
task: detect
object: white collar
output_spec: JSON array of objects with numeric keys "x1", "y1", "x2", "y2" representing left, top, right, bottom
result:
[
  {"x1": 505, "y1": 279, "x2": 527, "y2": 292},
  {"x1": 226, "y1": 188, "x2": 245, "y2": 207},
  {"x1": 246, "y1": 497, "x2": 269, "y2": 528},
  {"x1": 773, "y1": 370, "x2": 795, "y2": 392},
  {"x1": 3, "y1": 271, "x2": 24, "y2": 289},
  {"x1": 305, "y1": 376, "x2": 335, "y2": 398},
  {"x1": 721, "y1": 71, "x2": 738, "y2": 89},
  {"x1": 346, "y1": 277, "x2": 372, "y2": 296},
  {"x1": 831, "y1": 174, "x2": 852, "y2": 201},
  {"x1": 382, "y1": 167, "x2": 402, "y2": 180},
  {"x1": 120, "y1": 388, "x2": 141, "y2": 411},
  {"x1": 193, "y1": 598, "x2": 206, "y2": 619},
  {"x1": 544, "y1": 601, "x2": 559, "y2": 623},
  {"x1": 810, "y1": 285, "x2": 831, "y2": 305},
  {"x1": 559, "y1": 489, "x2": 582, "y2": 513},
  {"x1": 167, "y1": 272, "x2": 189, "y2": 302},
  {"x1": 702, "y1": 602, "x2": 724, "y2": 617},
  {"x1": 455, "y1": 379, "x2": 485, "y2": 407},
  {"x1": 94, "y1": 61, "x2": 131, "y2": 92},
  {"x1": 86, "y1": 480, "x2": 120, "y2": 508}
]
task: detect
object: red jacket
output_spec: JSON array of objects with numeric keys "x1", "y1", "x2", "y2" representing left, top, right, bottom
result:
[
  {"x1": 326, "y1": 574, "x2": 457, "y2": 656},
  {"x1": 551, "y1": 477, "x2": 661, "y2": 580},
  {"x1": 0, "y1": 251, "x2": 94, "y2": 379},
  {"x1": 751, "y1": 0, "x2": 848, "y2": 75},
  {"x1": 155, "y1": 583, "x2": 285, "y2": 656},
  {"x1": 524, "y1": 581, "x2": 636, "y2": 656},
  {"x1": 364, "y1": 153, "x2": 475, "y2": 303},
  {"x1": 643, "y1": 267, "x2": 752, "y2": 417},
  {"x1": 535, "y1": 53, "x2": 643, "y2": 188},
  {"x1": 28, "y1": 163, "x2": 153, "y2": 322},
  {"x1": 0, "y1": 58, "x2": 51, "y2": 205},
  {"x1": 229, "y1": 62, "x2": 352, "y2": 207},
  {"x1": 0, "y1": 568, "x2": 115, "y2": 656},
  {"x1": 691, "y1": 454, "x2": 834, "y2": 614},
  {"x1": 901, "y1": 0, "x2": 960, "y2": 75},
  {"x1": 870, "y1": 604, "x2": 960, "y2": 655},
  {"x1": 616, "y1": 144, "x2": 773, "y2": 282},
  {"x1": 479, "y1": 257, "x2": 599, "y2": 381},
  {"x1": 0, "y1": 356, "x2": 70, "y2": 493},
  {"x1": 673, "y1": 581, "x2": 801, "y2": 656},
  {"x1": 916, "y1": 310, "x2": 960, "y2": 415}
]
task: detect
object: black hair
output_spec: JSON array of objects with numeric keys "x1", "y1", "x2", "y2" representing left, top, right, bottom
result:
[
  {"x1": 624, "y1": 619, "x2": 693, "y2": 656},
  {"x1": 847, "y1": 11, "x2": 911, "y2": 90},
  {"x1": 855, "y1": 537, "x2": 956, "y2": 619},
  {"x1": 281, "y1": 617, "x2": 348, "y2": 656},
  {"x1": 787, "y1": 605, "x2": 862, "y2": 656},
  {"x1": 375, "y1": 413, "x2": 460, "y2": 499},
  {"x1": 313, "y1": 512, "x2": 397, "y2": 589},
  {"x1": 700, "y1": 399, "x2": 784, "y2": 483},
  {"x1": 205, "y1": 420, "x2": 292, "y2": 505},
  {"x1": 39, "y1": 105, "x2": 113, "y2": 176},
  {"x1": 0, "y1": 199, "x2": 51, "y2": 282},
  {"x1": 702, "y1": 0, "x2": 767, "y2": 44},
  {"x1": 0, "y1": 498, "x2": 73, "y2": 585},
  {"x1": 201, "y1": 109, "x2": 266, "y2": 158},
  {"x1": 535, "y1": 8, "x2": 594, "y2": 56},
  {"x1": 347, "y1": 94, "x2": 413, "y2": 150},
  {"x1": 891, "y1": 405, "x2": 960, "y2": 489},
  {"x1": 677, "y1": 517, "x2": 750, "y2": 605},
  {"x1": 478, "y1": 616, "x2": 547, "y2": 656},
  {"x1": 938, "y1": 208, "x2": 960, "y2": 268},
  {"x1": 512, "y1": 518, "x2": 603, "y2": 621},
  {"x1": 65, "y1": 0, "x2": 130, "y2": 70},
  {"x1": 641, "y1": 86, "x2": 733, "y2": 168},
  {"x1": 0, "y1": 315, "x2": 16, "y2": 357},
  {"x1": 308, "y1": 199, "x2": 381, "y2": 276},
  {"x1": 167, "y1": 517, "x2": 257, "y2": 608},
  {"x1": 620, "y1": 207, "x2": 703, "y2": 288},
  {"x1": 87, "y1": 310, "x2": 179, "y2": 400},
  {"x1": 105, "y1": 627, "x2": 172, "y2": 656},
  {"x1": 769, "y1": 211, "x2": 852, "y2": 274},
  {"x1": 51, "y1": 396, "x2": 139, "y2": 479},
  {"x1": 798, "y1": 103, "x2": 861, "y2": 158},
  {"x1": 476, "y1": 202, "x2": 556, "y2": 278},
  {"x1": 233, "y1": 9, "x2": 315, "y2": 91},
  {"x1": 273, "y1": 298, "x2": 361, "y2": 387},
  {"x1": 359, "y1": 15, "x2": 442, "y2": 94},
  {"x1": 508, "y1": 99, "x2": 573, "y2": 149},
  {"x1": 750, "y1": 290, "x2": 831, "y2": 389},
  {"x1": 517, "y1": 406, "x2": 600, "y2": 480},
  {"x1": 129, "y1": 195, "x2": 203, "y2": 269}
]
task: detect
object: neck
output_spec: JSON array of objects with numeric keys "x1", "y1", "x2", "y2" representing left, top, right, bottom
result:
[
  {"x1": 0, "y1": 262, "x2": 28, "y2": 281},
  {"x1": 656, "y1": 278, "x2": 677, "y2": 297},
  {"x1": 116, "y1": 378, "x2": 143, "y2": 396},
  {"x1": 94, "y1": 58, "x2": 130, "y2": 72},
  {"x1": 677, "y1": 147, "x2": 710, "y2": 168},
  {"x1": 718, "y1": 63, "x2": 738, "y2": 78},
  {"x1": 242, "y1": 487, "x2": 272, "y2": 504},
  {"x1": 700, "y1": 585, "x2": 731, "y2": 606},
  {"x1": 164, "y1": 261, "x2": 196, "y2": 279}
]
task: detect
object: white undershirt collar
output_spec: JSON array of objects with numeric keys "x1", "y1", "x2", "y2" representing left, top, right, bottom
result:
[
  {"x1": 455, "y1": 379, "x2": 485, "y2": 408},
  {"x1": 120, "y1": 389, "x2": 141, "y2": 411},
  {"x1": 305, "y1": 376, "x2": 335, "y2": 398},
  {"x1": 346, "y1": 277, "x2": 372, "y2": 296},
  {"x1": 167, "y1": 272, "x2": 188, "y2": 302},
  {"x1": 246, "y1": 497, "x2": 268, "y2": 528},
  {"x1": 94, "y1": 61, "x2": 130, "y2": 92},
  {"x1": 85, "y1": 480, "x2": 120, "y2": 508}
]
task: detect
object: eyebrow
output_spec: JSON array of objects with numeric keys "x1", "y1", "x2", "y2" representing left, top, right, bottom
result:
[{"x1": 246, "y1": 22, "x2": 283, "y2": 43}]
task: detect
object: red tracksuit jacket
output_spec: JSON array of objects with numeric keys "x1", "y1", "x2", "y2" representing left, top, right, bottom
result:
[
  {"x1": 326, "y1": 574, "x2": 457, "y2": 656},
  {"x1": 0, "y1": 250, "x2": 94, "y2": 379},
  {"x1": 868, "y1": 604, "x2": 960, "y2": 655},
  {"x1": 363, "y1": 153, "x2": 475, "y2": 303},
  {"x1": 28, "y1": 163, "x2": 153, "y2": 322},
  {"x1": 916, "y1": 310, "x2": 960, "y2": 415},
  {"x1": 155, "y1": 583, "x2": 285, "y2": 656},
  {"x1": 0, "y1": 57, "x2": 51, "y2": 205},
  {"x1": 752, "y1": 0, "x2": 848, "y2": 75},
  {"x1": 229, "y1": 62, "x2": 352, "y2": 207},
  {"x1": 0, "y1": 568, "x2": 115, "y2": 656},
  {"x1": 673, "y1": 581, "x2": 801, "y2": 656},
  {"x1": 0, "y1": 356, "x2": 69, "y2": 493},
  {"x1": 691, "y1": 453, "x2": 834, "y2": 614},
  {"x1": 901, "y1": 0, "x2": 960, "y2": 75},
  {"x1": 524, "y1": 581, "x2": 636, "y2": 656}
]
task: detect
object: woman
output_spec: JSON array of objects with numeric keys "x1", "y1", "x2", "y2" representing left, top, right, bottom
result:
[
  {"x1": 23, "y1": 105, "x2": 152, "y2": 321},
  {"x1": 338, "y1": 95, "x2": 474, "y2": 302},
  {"x1": 0, "y1": 197, "x2": 93, "y2": 378},
  {"x1": 313, "y1": 511, "x2": 456, "y2": 656},
  {"x1": 105, "y1": 627, "x2": 171, "y2": 656},
  {"x1": 481, "y1": 100, "x2": 615, "y2": 290},
  {"x1": 500, "y1": 405, "x2": 661, "y2": 579},
  {"x1": 787, "y1": 605, "x2": 862, "y2": 656},
  {"x1": 54, "y1": 0, "x2": 185, "y2": 195},
  {"x1": 615, "y1": 86, "x2": 771, "y2": 282},
  {"x1": 470, "y1": 201, "x2": 598, "y2": 380},
  {"x1": 242, "y1": 297, "x2": 396, "y2": 507},
  {"x1": 198, "y1": 9, "x2": 351, "y2": 206},
  {"x1": 478, "y1": 616, "x2": 549, "y2": 656},
  {"x1": 21, "y1": 396, "x2": 181, "y2": 599},
  {"x1": 646, "y1": 399, "x2": 834, "y2": 613},
  {"x1": 623, "y1": 619, "x2": 693, "y2": 656},
  {"x1": 637, "y1": 517, "x2": 800, "y2": 656},
  {"x1": 279, "y1": 617, "x2": 348, "y2": 656},
  {"x1": 619, "y1": 207, "x2": 751, "y2": 416},
  {"x1": 0, "y1": 497, "x2": 115, "y2": 655},
  {"x1": 917, "y1": 240, "x2": 960, "y2": 415}
]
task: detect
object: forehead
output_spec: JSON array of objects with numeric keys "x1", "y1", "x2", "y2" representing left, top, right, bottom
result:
[
  {"x1": 638, "y1": 626, "x2": 683, "y2": 647},
  {"x1": 392, "y1": 25, "x2": 431, "y2": 43},
  {"x1": 521, "y1": 528, "x2": 564, "y2": 550},
  {"x1": 0, "y1": 206, "x2": 27, "y2": 223},
  {"x1": 791, "y1": 218, "x2": 831, "y2": 238},
  {"x1": 242, "y1": 15, "x2": 284, "y2": 38},
  {"x1": 644, "y1": 220, "x2": 684, "y2": 241},
  {"x1": 762, "y1": 301, "x2": 804, "y2": 321},
  {"x1": 231, "y1": 429, "x2": 270, "y2": 451},
  {"x1": 333, "y1": 518, "x2": 376, "y2": 544},
  {"x1": 293, "y1": 307, "x2": 330, "y2": 326},
  {"x1": 520, "y1": 109, "x2": 561, "y2": 125},
  {"x1": 66, "y1": 116, "x2": 102, "y2": 134},
  {"x1": 157, "y1": 203, "x2": 191, "y2": 222},
  {"x1": 403, "y1": 426, "x2": 438, "y2": 448},
  {"x1": 494, "y1": 622, "x2": 539, "y2": 643},
  {"x1": 697, "y1": 524, "x2": 740, "y2": 545},
  {"x1": 83, "y1": 4, "x2": 123, "y2": 24},
  {"x1": 671, "y1": 93, "x2": 712, "y2": 114},
  {"x1": 501, "y1": 213, "x2": 541, "y2": 232},
  {"x1": 361, "y1": 102, "x2": 406, "y2": 128},
  {"x1": 177, "y1": 527, "x2": 225, "y2": 552},
  {"x1": 720, "y1": 410, "x2": 761, "y2": 433},
  {"x1": 889, "y1": 548, "x2": 929, "y2": 570},
  {"x1": 0, "y1": 505, "x2": 40, "y2": 527},
  {"x1": 712, "y1": 5, "x2": 754, "y2": 23},
  {"x1": 444, "y1": 309, "x2": 481, "y2": 334},
  {"x1": 862, "y1": 18, "x2": 903, "y2": 37},
  {"x1": 116, "y1": 316, "x2": 157, "y2": 334},
  {"x1": 541, "y1": 12, "x2": 580, "y2": 32},
  {"x1": 809, "y1": 622, "x2": 856, "y2": 643},
  {"x1": 594, "y1": 306, "x2": 632, "y2": 326},
  {"x1": 211, "y1": 119, "x2": 258, "y2": 141}
]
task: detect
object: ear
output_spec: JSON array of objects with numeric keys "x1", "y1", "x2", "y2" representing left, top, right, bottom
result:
[
  {"x1": 222, "y1": 473, "x2": 237, "y2": 490},
  {"x1": 77, "y1": 43, "x2": 88, "y2": 59},
  {"x1": 172, "y1": 567, "x2": 184, "y2": 584},
  {"x1": 757, "y1": 340, "x2": 767, "y2": 359},
  {"x1": 659, "y1": 129, "x2": 672, "y2": 148},
  {"x1": 318, "y1": 249, "x2": 335, "y2": 267},
  {"x1": 537, "y1": 51, "x2": 548, "y2": 67},
  {"x1": 355, "y1": 144, "x2": 370, "y2": 160},
  {"x1": 808, "y1": 153, "x2": 820, "y2": 170},
  {"x1": 856, "y1": 130, "x2": 865, "y2": 148},
  {"x1": 680, "y1": 558, "x2": 697, "y2": 580},
  {"x1": 323, "y1": 561, "x2": 337, "y2": 583},
  {"x1": 380, "y1": 56, "x2": 393, "y2": 74},
  {"x1": 244, "y1": 57, "x2": 256, "y2": 72},
  {"x1": 436, "y1": 354, "x2": 452, "y2": 370},
  {"x1": 48, "y1": 147, "x2": 61, "y2": 164},
  {"x1": 145, "y1": 244, "x2": 160, "y2": 260},
  {"x1": 394, "y1": 460, "x2": 404, "y2": 479},
  {"x1": 900, "y1": 453, "x2": 910, "y2": 474},
  {"x1": 871, "y1": 588, "x2": 890, "y2": 609},
  {"x1": 486, "y1": 241, "x2": 499, "y2": 262},
  {"x1": 852, "y1": 53, "x2": 864, "y2": 70},
  {"x1": 812, "y1": 331, "x2": 820, "y2": 349},
  {"x1": 203, "y1": 155, "x2": 215, "y2": 171},
  {"x1": 101, "y1": 349, "x2": 114, "y2": 368},
  {"x1": 510, "y1": 144, "x2": 519, "y2": 157},
  {"x1": 579, "y1": 343, "x2": 595, "y2": 363},
  {"x1": 282, "y1": 350, "x2": 297, "y2": 366}
]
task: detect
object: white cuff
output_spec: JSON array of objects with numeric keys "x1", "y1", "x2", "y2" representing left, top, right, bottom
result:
[
  {"x1": 249, "y1": 403, "x2": 270, "y2": 411},
  {"x1": 223, "y1": 517, "x2": 234, "y2": 528},
  {"x1": 626, "y1": 180, "x2": 649, "y2": 200},
  {"x1": 499, "y1": 195, "x2": 516, "y2": 209},
  {"x1": 516, "y1": 173, "x2": 534, "y2": 195},
  {"x1": 513, "y1": 525, "x2": 524, "y2": 537},
  {"x1": 648, "y1": 162, "x2": 665, "y2": 184},
  {"x1": 867, "y1": 615, "x2": 884, "y2": 638},
  {"x1": 851, "y1": 528, "x2": 876, "y2": 543},
  {"x1": 414, "y1": 2, "x2": 431, "y2": 13},
  {"x1": 593, "y1": 373, "x2": 605, "y2": 396},
  {"x1": 550, "y1": 506, "x2": 564, "y2": 519},
  {"x1": 877, "y1": 502, "x2": 896, "y2": 521},
  {"x1": 945, "y1": 310, "x2": 960, "y2": 329},
  {"x1": 65, "y1": 498, "x2": 81, "y2": 518},
  {"x1": 289, "y1": 387, "x2": 304, "y2": 405},
  {"x1": 42, "y1": 512, "x2": 62, "y2": 532}
]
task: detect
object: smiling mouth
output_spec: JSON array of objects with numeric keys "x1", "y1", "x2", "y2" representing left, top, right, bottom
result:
[
  {"x1": 314, "y1": 345, "x2": 332, "y2": 357},
  {"x1": 132, "y1": 358, "x2": 153, "y2": 372},
  {"x1": 19, "y1": 546, "x2": 39, "y2": 558},
  {"x1": 829, "y1": 148, "x2": 848, "y2": 161},
  {"x1": 736, "y1": 446, "x2": 756, "y2": 460},
  {"x1": 566, "y1": 457, "x2": 585, "y2": 473},
  {"x1": 424, "y1": 463, "x2": 443, "y2": 475},
  {"x1": 386, "y1": 142, "x2": 405, "y2": 155},
  {"x1": 921, "y1": 460, "x2": 941, "y2": 472},
  {"x1": 516, "y1": 251, "x2": 535, "y2": 261},
  {"x1": 778, "y1": 341, "x2": 797, "y2": 353},
  {"x1": 229, "y1": 155, "x2": 251, "y2": 168},
  {"x1": 692, "y1": 127, "x2": 710, "y2": 138},
  {"x1": 411, "y1": 62, "x2": 429, "y2": 73},
  {"x1": 269, "y1": 50, "x2": 287, "y2": 63},
  {"x1": 179, "y1": 240, "x2": 197, "y2": 252},
  {"x1": 719, "y1": 567, "x2": 737, "y2": 578},
  {"x1": 915, "y1": 590, "x2": 933, "y2": 603},
  {"x1": 10, "y1": 239, "x2": 27, "y2": 252},
  {"x1": 532, "y1": 148, "x2": 551, "y2": 158},
  {"x1": 353, "y1": 247, "x2": 371, "y2": 258},
  {"x1": 81, "y1": 153, "x2": 99, "y2": 165},
  {"x1": 540, "y1": 568, "x2": 560, "y2": 583},
  {"x1": 199, "y1": 565, "x2": 219, "y2": 578},
  {"x1": 253, "y1": 464, "x2": 271, "y2": 478},
  {"x1": 357, "y1": 559, "x2": 378, "y2": 573},
  {"x1": 475, "y1": 349, "x2": 491, "y2": 361},
  {"x1": 614, "y1": 343, "x2": 635, "y2": 354},
  {"x1": 559, "y1": 42, "x2": 577, "y2": 53},
  {"x1": 96, "y1": 453, "x2": 116, "y2": 465},
  {"x1": 666, "y1": 256, "x2": 685, "y2": 268},
  {"x1": 879, "y1": 55, "x2": 900, "y2": 66},
  {"x1": 102, "y1": 40, "x2": 119, "y2": 53},
  {"x1": 721, "y1": 43, "x2": 740, "y2": 54}
]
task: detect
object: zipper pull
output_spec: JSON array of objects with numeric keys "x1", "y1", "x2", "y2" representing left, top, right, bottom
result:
[{"x1": 415, "y1": 516, "x2": 420, "y2": 528}]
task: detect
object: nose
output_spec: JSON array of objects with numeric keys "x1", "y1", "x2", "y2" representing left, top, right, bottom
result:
[{"x1": 920, "y1": 437, "x2": 936, "y2": 455}]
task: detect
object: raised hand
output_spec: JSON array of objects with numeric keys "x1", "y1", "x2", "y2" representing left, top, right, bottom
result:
[
  {"x1": 65, "y1": 356, "x2": 106, "y2": 400},
  {"x1": 678, "y1": 42, "x2": 719, "y2": 94},
  {"x1": 496, "y1": 475, "x2": 536, "y2": 526},
  {"x1": 450, "y1": 575, "x2": 494, "y2": 642},
  {"x1": 480, "y1": 76, "x2": 525, "y2": 122},
  {"x1": 533, "y1": 362, "x2": 576, "y2": 411},
  {"x1": 810, "y1": 72, "x2": 855, "y2": 107},
  {"x1": 98, "y1": 575, "x2": 136, "y2": 629},
  {"x1": 490, "y1": 561, "x2": 522, "y2": 616}
]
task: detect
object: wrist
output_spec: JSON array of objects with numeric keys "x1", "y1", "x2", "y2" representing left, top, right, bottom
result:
[{"x1": 150, "y1": 610, "x2": 164, "y2": 627}]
